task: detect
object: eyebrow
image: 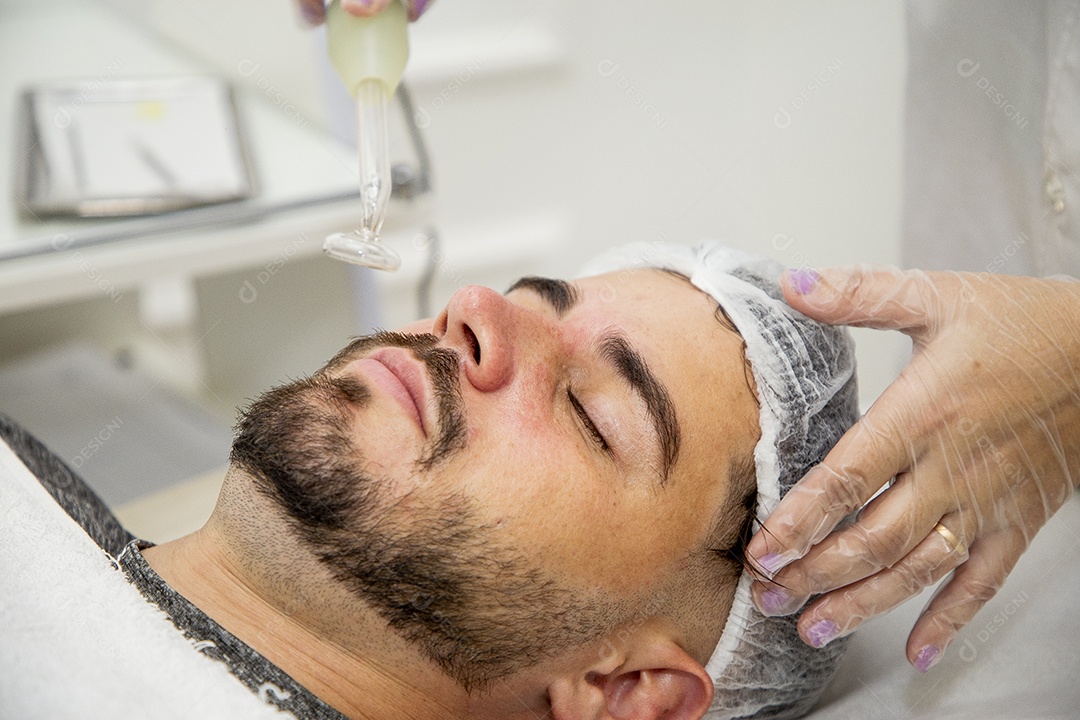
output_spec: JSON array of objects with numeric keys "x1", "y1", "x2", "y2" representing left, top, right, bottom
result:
[
  {"x1": 506, "y1": 275, "x2": 682, "y2": 485},
  {"x1": 597, "y1": 332, "x2": 681, "y2": 485},
  {"x1": 505, "y1": 276, "x2": 580, "y2": 317}
]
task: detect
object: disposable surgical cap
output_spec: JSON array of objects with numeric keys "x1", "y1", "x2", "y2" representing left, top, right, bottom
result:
[{"x1": 579, "y1": 241, "x2": 859, "y2": 720}]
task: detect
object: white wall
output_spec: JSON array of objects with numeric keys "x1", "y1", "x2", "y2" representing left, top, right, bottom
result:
[
  {"x1": 20, "y1": 0, "x2": 911, "y2": 409},
  {"x1": 393, "y1": 0, "x2": 912, "y2": 406}
]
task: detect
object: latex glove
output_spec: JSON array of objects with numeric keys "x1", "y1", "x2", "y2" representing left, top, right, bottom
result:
[
  {"x1": 298, "y1": 0, "x2": 434, "y2": 26},
  {"x1": 744, "y1": 266, "x2": 1080, "y2": 672}
]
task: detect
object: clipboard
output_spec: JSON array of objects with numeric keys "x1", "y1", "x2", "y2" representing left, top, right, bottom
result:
[{"x1": 15, "y1": 76, "x2": 257, "y2": 218}]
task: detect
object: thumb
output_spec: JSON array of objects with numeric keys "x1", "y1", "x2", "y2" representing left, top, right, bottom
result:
[{"x1": 782, "y1": 266, "x2": 942, "y2": 333}]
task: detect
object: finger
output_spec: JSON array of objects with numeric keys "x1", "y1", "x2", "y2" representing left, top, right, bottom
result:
[
  {"x1": 782, "y1": 266, "x2": 960, "y2": 333},
  {"x1": 752, "y1": 472, "x2": 946, "y2": 609},
  {"x1": 905, "y1": 527, "x2": 1028, "y2": 672},
  {"x1": 745, "y1": 335, "x2": 970, "y2": 579},
  {"x1": 790, "y1": 518, "x2": 968, "y2": 648},
  {"x1": 407, "y1": 0, "x2": 435, "y2": 21},
  {"x1": 746, "y1": 398, "x2": 915, "y2": 577},
  {"x1": 298, "y1": 0, "x2": 326, "y2": 25}
]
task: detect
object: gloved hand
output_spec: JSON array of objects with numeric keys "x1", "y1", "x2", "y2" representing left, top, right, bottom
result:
[
  {"x1": 297, "y1": 0, "x2": 434, "y2": 26},
  {"x1": 744, "y1": 266, "x2": 1080, "y2": 673}
]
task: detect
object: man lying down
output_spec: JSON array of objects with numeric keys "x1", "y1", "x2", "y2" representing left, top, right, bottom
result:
[{"x1": 0, "y1": 242, "x2": 857, "y2": 720}]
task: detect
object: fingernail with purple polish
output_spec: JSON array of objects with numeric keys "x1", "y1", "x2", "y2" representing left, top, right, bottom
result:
[
  {"x1": 788, "y1": 268, "x2": 820, "y2": 295},
  {"x1": 915, "y1": 645, "x2": 940, "y2": 673},
  {"x1": 757, "y1": 552, "x2": 790, "y2": 578},
  {"x1": 411, "y1": 0, "x2": 430, "y2": 18},
  {"x1": 806, "y1": 620, "x2": 839, "y2": 648},
  {"x1": 760, "y1": 588, "x2": 791, "y2": 616}
]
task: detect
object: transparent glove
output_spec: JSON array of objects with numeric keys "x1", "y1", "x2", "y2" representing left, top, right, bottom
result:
[
  {"x1": 744, "y1": 266, "x2": 1080, "y2": 672},
  {"x1": 297, "y1": 0, "x2": 434, "y2": 26}
]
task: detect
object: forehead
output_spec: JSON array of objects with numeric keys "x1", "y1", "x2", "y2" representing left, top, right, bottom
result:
[
  {"x1": 570, "y1": 269, "x2": 739, "y2": 372},
  {"x1": 574, "y1": 268, "x2": 721, "y2": 328}
]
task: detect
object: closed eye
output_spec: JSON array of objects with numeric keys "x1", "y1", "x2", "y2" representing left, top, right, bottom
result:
[{"x1": 568, "y1": 388, "x2": 610, "y2": 453}]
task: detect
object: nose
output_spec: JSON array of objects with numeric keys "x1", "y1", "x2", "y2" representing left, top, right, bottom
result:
[{"x1": 433, "y1": 285, "x2": 521, "y2": 392}]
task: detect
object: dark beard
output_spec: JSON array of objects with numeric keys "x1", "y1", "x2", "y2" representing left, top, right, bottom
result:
[
  {"x1": 230, "y1": 332, "x2": 465, "y2": 531},
  {"x1": 229, "y1": 332, "x2": 623, "y2": 692},
  {"x1": 323, "y1": 332, "x2": 468, "y2": 471}
]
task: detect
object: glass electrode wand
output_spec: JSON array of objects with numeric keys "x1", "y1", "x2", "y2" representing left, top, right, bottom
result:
[{"x1": 323, "y1": 0, "x2": 409, "y2": 271}]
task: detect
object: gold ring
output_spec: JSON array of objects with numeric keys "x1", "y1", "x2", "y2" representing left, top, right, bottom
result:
[{"x1": 933, "y1": 523, "x2": 967, "y2": 556}]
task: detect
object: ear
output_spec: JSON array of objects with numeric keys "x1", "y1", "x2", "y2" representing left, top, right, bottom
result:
[{"x1": 548, "y1": 620, "x2": 713, "y2": 720}]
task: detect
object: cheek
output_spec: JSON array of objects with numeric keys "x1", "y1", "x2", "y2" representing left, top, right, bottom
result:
[
  {"x1": 452, "y1": 394, "x2": 615, "y2": 546},
  {"x1": 462, "y1": 360, "x2": 561, "y2": 468},
  {"x1": 530, "y1": 495, "x2": 679, "y2": 595},
  {"x1": 454, "y1": 429, "x2": 679, "y2": 593}
]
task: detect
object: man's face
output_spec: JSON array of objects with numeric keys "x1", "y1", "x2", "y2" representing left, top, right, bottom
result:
[{"x1": 231, "y1": 268, "x2": 759, "y2": 687}]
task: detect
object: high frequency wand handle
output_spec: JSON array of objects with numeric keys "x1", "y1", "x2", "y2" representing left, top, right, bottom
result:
[{"x1": 322, "y1": 0, "x2": 409, "y2": 271}]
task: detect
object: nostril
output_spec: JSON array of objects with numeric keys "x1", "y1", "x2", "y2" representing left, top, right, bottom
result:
[{"x1": 463, "y1": 324, "x2": 481, "y2": 364}]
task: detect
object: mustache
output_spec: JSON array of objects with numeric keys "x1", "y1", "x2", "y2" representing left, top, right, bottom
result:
[{"x1": 323, "y1": 332, "x2": 467, "y2": 471}]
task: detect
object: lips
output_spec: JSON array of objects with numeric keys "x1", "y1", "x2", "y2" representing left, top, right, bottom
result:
[{"x1": 368, "y1": 348, "x2": 431, "y2": 436}]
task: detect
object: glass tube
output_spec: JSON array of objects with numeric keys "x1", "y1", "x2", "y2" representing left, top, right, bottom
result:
[{"x1": 322, "y1": 78, "x2": 401, "y2": 271}]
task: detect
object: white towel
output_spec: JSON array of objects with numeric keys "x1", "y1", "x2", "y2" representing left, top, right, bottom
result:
[{"x1": 0, "y1": 436, "x2": 290, "y2": 720}]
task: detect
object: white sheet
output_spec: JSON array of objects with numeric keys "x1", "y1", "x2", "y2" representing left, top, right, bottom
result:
[
  {"x1": 0, "y1": 437, "x2": 289, "y2": 719},
  {"x1": 809, "y1": 494, "x2": 1080, "y2": 719}
]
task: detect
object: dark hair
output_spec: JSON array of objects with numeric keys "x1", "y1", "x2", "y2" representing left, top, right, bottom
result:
[{"x1": 706, "y1": 452, "x2": 760, "y2": 576}]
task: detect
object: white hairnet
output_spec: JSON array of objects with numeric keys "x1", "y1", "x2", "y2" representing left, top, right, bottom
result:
[{"x1": 579, "y1": 240, "x2": 859, "y2": 719}]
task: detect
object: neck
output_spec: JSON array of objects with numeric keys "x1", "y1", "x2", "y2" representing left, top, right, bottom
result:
[{"x1": 143, "y1": 528, "x2": 533, "y2": 720}]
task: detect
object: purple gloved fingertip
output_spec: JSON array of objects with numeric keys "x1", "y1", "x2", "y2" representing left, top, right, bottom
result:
[
  {"x1": 300, "y1": 4, "x2": 323, "y2": 24},
  {"x1": 757, "y1": 551, "x2": 790, "y2": 577},
  {"x1": 806, "y1": 620, "x2": 838, "y2": 648},
  {"x1": 914, "y1": 645, "x2": 940, "y2": 673},
  {"x1": 788, "y1": 268, "x2": 820, "y2": 295},
  {"x1": 759, "y1": 588, "x2": 791, "y2": 616}
]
